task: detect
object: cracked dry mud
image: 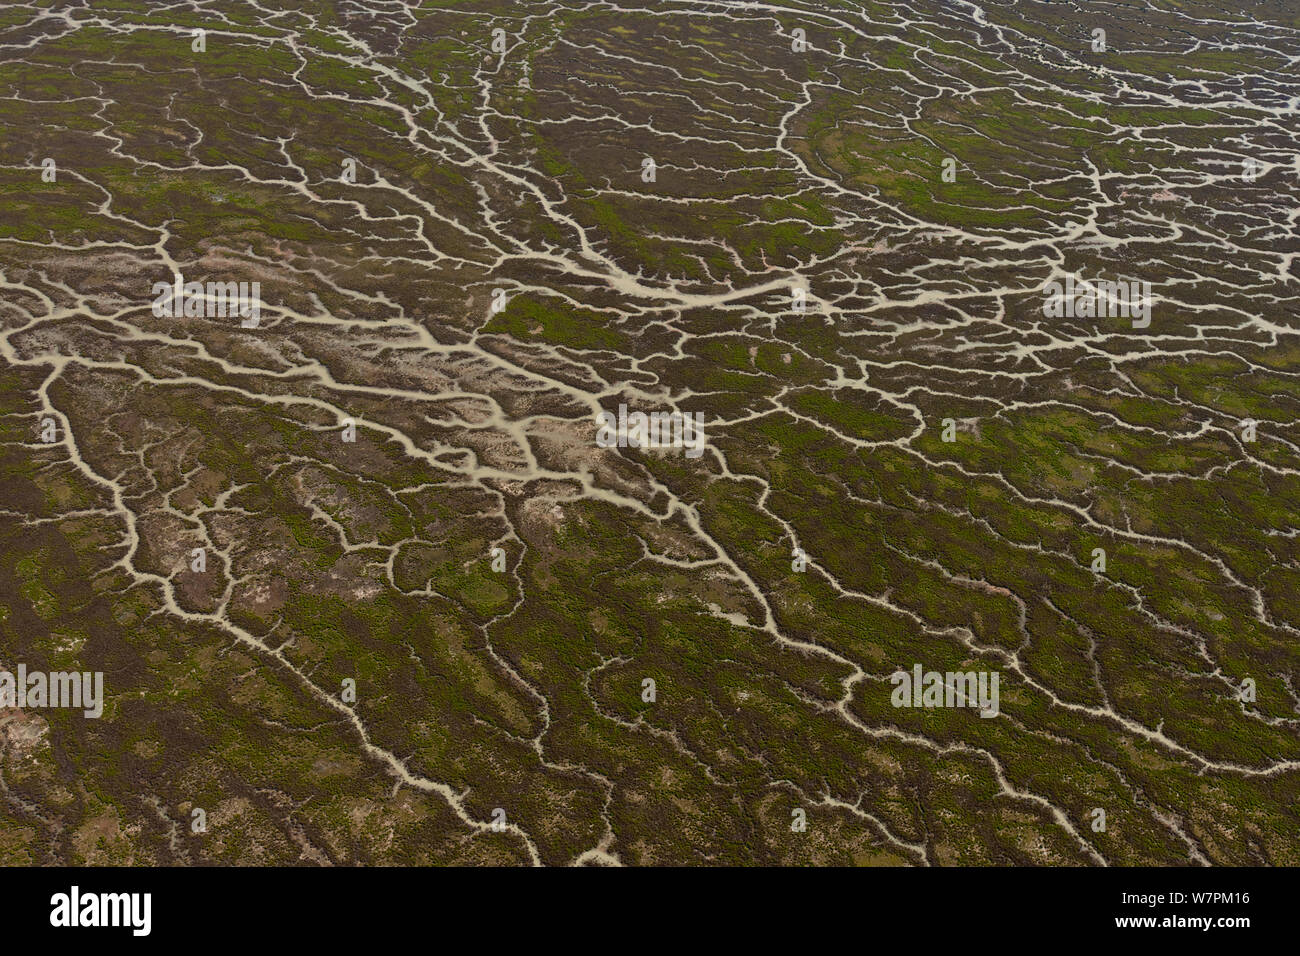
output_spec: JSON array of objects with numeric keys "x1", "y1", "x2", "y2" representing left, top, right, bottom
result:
[{"x1": 0, "y1": 0, "x2": 1298, "y2": 866}]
